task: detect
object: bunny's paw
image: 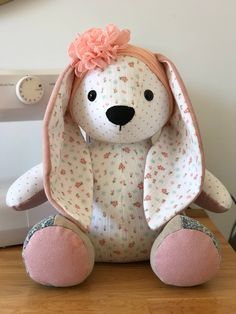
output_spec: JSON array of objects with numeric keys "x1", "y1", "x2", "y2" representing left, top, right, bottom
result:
[
  {"x1": 150, "y1": 215, "x2": 221, "y2": 287},
  {"x1": 23, "y1": 215, "x2": 95, "y2": 287}
]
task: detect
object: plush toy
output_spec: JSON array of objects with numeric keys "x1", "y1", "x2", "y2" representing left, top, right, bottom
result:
[{"x1": 6, "y1": 25, "x2": 232, "y2": 287}]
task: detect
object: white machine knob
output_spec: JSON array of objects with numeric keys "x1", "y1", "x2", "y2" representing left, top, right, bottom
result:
[{"x1": 16, "y1": 76, "x2": 44, "y2": 105}]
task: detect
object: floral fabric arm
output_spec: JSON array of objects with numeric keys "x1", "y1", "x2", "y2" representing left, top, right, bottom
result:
[
  {"x1": 6, "y1": 163, "x2": 47, "y2": 210},
  {"x1": 194, "y1": 169, "x2": 232, "y2": 212}
]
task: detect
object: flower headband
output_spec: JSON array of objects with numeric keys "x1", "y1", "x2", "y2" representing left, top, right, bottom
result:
[{"x1": 68, "y1": 24, "x2": 130, "y2": 76}]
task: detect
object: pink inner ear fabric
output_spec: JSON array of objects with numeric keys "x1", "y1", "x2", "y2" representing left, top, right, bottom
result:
[
  {"x1": 152, "y1": 229, "x2": 220, "y2": 287},
  {"x1": 23, "y1": 226, "x2": 93, "y2": 287}
]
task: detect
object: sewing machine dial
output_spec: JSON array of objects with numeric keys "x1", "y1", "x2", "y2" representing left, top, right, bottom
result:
[{"x1": 16, "y1": 76, "x2": 44, "y2": 105}]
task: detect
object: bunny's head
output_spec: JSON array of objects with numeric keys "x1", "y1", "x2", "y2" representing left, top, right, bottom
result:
[
  {"x1": 43, "y1": 25, "x2": 204, "y2": 230},
  {"x1": 70, "y1": 54, "x2": 172, "y2": 143}
]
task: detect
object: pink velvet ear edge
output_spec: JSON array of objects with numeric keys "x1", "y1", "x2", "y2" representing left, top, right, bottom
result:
[{"x1": 194, "y1": 190, "x2": 231, "y2": 213}]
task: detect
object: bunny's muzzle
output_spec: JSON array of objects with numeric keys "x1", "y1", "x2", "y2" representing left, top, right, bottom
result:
[{"x1": 106, "y1": 105, "x2": 135, "y2": 130}]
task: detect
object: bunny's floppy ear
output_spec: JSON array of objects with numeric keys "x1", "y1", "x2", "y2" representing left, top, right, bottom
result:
[
  {"x1": 144, "y1": 55, "x2": 205, "y2": 230},
  {"x1": 43, "y1": 66, "x2": 93, "y2": 231},
  {"x1": 43, "y1": 25, "x2": 130, "y2": 231}
]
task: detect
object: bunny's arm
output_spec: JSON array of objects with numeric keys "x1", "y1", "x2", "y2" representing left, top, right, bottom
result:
[
  {"x1": 193, "y1": 169, "x2": 232, "y2": 213},
  {"x1": 6, "y1": 163, "x2": 47, "y2": 211}
]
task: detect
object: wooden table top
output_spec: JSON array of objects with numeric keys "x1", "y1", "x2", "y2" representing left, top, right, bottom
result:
[{"x1": 0, "y1": 210, "x2": 235, "y2": 314}]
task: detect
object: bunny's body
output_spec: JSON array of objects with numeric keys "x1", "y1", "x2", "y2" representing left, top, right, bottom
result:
[
  {"x1": 88, "y1": 139, "x2": 158, "y2": 262},
  {"x1": 7, "y1": 25, "x2": 232, "y2": 288}
]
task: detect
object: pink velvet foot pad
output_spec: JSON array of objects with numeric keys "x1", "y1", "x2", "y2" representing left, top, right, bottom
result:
[
  {"x1": 23, "y1": 225, "x2": 94, "y2": 287},
  {"x1": 150, "y1": 229, "x2": 221, "y2": 287}
]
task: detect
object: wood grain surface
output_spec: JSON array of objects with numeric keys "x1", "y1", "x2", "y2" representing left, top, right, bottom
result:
[{"x1": 0, "y1": 210, "x2": 235, "y2": 314}]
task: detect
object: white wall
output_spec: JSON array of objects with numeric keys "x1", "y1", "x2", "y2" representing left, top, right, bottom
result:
[{"x1": 0, "y1": 0, "x2": 235, "y2": 239}]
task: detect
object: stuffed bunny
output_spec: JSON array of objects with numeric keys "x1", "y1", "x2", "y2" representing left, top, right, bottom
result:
[{"x1": 6, "y1": 25, "x2": 232, "y2": 287}]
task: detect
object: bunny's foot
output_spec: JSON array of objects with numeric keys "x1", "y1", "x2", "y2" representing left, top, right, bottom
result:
[
  {"x1": 23, "y1": 215, "x2": 94, "y2": 287},
  {"x1": 150, "y1": 215, "x2": 220, "y2": 287}
]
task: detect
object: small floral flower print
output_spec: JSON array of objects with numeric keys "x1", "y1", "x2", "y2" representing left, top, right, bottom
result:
[
  {"x1": 133, "y1": 202, "x2": 142, "y2": 208},
  {"x1": 161, "y1": 188, "x2": 169, "y2": 195},
  {"x1": 119, "y1": 163, "x2": 125, "y2": 171},
  {"x1": 144, "y1": 195, "x2": 152, "y2": 201},
  {"x1": 111, "y1": 200, "x2": 118, "y2": 207},
  {"x1": 75, "y1": 181, "x2": 83, "y2": 188},
  {"x1": 137, "y1": 182, "x2": 143, "y2": 190},
  {"x1": 122, "y1": 147, "x2": 130, "y2": 153},
  {"x1": 104, "y1": 152, "x2": 111, "y2": 159},
  {"x1": 145, "y1": 173, "x2": 152, "y2": 179},
  {"x1": 161, "y1": 152, "x2": 168, "y2": 158},
  {"x1": 119, "y1": 76, "x2": 128, "y2": 82},
  {"x1": 60, "y1": 169, "x2": 66, "y2": 175},
  {"x1": 99, "y1": 239, "x2": 106, "y2": 246},
  {"x1": 80, "y1": 158, "x2": 87, "y2": 164}
]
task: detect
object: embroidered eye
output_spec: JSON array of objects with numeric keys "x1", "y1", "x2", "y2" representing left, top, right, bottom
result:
[
  {"x1": 144, "y1": 89, "x2": 154, "y2": 101},
  {"x1": 87, "y1": 90, "x2": 97, "y2": 101}
]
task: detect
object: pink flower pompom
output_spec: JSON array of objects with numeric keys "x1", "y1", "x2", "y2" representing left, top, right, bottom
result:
[{"x1": 68, "y1": 24, "x2": 130, "y2": 76}]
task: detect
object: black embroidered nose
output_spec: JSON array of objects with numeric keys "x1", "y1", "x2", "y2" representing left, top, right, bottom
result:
[{"x1": 106, "y1": 106, "x2": 135, "y2": 127}]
